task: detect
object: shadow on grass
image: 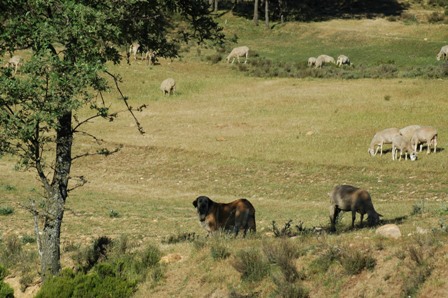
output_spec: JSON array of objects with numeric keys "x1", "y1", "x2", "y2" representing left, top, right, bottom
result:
[{"x1": 231, "y1": 0, "x2": 407, "y2": 22}]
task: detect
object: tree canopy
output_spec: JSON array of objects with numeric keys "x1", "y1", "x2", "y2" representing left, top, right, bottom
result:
[{"x1": 0, "y1": 0, "x2": 224, "y2": 280}]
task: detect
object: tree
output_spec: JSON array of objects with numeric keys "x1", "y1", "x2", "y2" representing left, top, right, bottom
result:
[
  {"x1": 254, "y1": 0, "x2": 259, "y2": 25},
  {"x1": 265, "y1": 0, "x2": 270, "y2": 28},
  {"x1": 0, "y1": 0, "x2": 223, "y2": 281}
]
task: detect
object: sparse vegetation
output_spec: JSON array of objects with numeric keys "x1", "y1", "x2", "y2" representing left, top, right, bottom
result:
[{"x1": 1, "y1": 3, "x2": 448, "y2": 297}]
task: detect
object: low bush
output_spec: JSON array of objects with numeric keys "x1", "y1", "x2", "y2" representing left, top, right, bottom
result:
[
  {"x1": 210, "y1": 243, "x2": 230, "y2": 260},
  {"x1": 0, "y1": 265, "x2": 14, "y2": 298},
  {"x1": 232, "y1": 249, "x2": 270, "y2": 282},
  {"x1": 0, "y1": 207, "x2": 14, "y2": 216},
  {"x1": 339, "y1": 250, "x2": 376, "y2": 275}
]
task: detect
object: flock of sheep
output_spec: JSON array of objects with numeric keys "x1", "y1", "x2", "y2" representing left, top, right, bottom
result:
[
  {"x1": 368, "y1": 125, "x2": 438, "y2": 161},
  {"x1": 159, "y1": 45, "x2": 249, "y2": 96},
  {"x1": 308, "y1": 54, "x2": 351, "y2": 68}
]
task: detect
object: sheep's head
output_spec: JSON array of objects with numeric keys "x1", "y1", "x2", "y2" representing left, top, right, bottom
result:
[
  {"x1": 367, "y1": 212, "x2": 382, "y2": 226},
  {"x1": 368, "y1": 148, "x2": 375, "y2": 156}
]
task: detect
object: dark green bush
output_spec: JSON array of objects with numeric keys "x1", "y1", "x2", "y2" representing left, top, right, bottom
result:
[
  {"x1": 0, "y1": 207, "x2": 14, "y2": 216},
  {"x1": 36, "y1": 267, "x2": 136, "y2": 298},
  {"x1": 0, "y1": 281, "x2": 14, "y2": 298}
]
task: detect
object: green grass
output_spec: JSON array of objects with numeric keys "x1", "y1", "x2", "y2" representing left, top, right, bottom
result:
[{"x1": 2, "y1": 9, "x2": 448, "y2": 297}]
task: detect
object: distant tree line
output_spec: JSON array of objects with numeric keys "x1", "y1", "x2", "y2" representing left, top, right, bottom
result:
[{"x1": 206, "y1": 0, "x2": 409, "y2": 24}]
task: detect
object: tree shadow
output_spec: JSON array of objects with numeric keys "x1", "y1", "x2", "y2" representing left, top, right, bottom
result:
[{"x1": 232, "y1": 0, "x2": 407, "y2": 22}]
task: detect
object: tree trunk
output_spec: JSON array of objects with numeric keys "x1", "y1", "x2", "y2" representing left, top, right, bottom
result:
[
  {"x1": 214, "y1": 0, "x2": 218, "y2": 12},
  {"x1": 40, "y1": 111, "x2": 72, "y2": 280},
  {"x1": 265, "y1": 0, "x2": 269, "y2": 28},
  {"x1": 253, "y1": 0, "x2": 259, "y2": 26}
]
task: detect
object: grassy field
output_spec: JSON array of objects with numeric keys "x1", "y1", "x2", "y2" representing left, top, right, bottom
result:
[{"x1": 2, "y1": 8, "x2": 448, "y2": 298}]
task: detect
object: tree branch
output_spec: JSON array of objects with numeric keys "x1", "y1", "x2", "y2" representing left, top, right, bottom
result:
[{"x1": 104, "y1": 70, "x2": 146, "y2": 135}]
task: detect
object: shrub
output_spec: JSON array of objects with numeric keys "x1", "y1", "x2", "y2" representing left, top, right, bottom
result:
[
  {"x1": 232, "y1": 249, "x2": 270, "y2": 282},
  {"x1": 141, "y1": 244, "x2": 162, "y2": 268},
  {"x1": 263, "y1": 239, "x2": 302, "y2": 282},
  {"x1": 0, "y1": 207, "x2": 14, "y2": 216},
  {"x1": 272, "y1": 275, "x2": 309, "y2": 298},
  {"x1": 0, "y1": 265, "x2": 13, "y2": 298},
  {"x1": 210, "y1": 243, "x2": 230, "y2": 260},
  {"x1": 411, "y1": 200, "x2": 425, "y2": 216},
  {"x1": 205, "y1": 54, "x2": 222, "y2": 64},
  {"x1": 21, "y1": 235, "x2": 36, "y2": 244},
  {"x1": 339, "y1": 250, "x2": 376, "y2": 275},
  {"x1": 428, "y1": 11, "x2": 445, "y2": 23},
  {"x1": 0, "y1": 281, "x2": 14, "y2": 298},
  {"x1": 308, "y1": 246, "x2": 341, "y2": 274},
  {"x1": 109, "y1": 209, "x2": 120, "y2": 218}
]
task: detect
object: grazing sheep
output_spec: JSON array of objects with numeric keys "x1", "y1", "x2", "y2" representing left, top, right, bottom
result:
[
  {"x1": 411, "y1": 126, "x2": 438, "y2": 154},
  {"x1": 145, "y1": 50, "x2": 158, "y2": 65},
  {"x1": 399, "y1": 125, "x2": 421, "y2": 141},
  {"x1": 368, "y1": 128, "x2": 400, "y2": 156},
  {"x1": 391, "y1": 134, "x2": 417, "y2": 161},
  {"x1": 7, "y1": 55, "x2": 21, "y2": 74},
  {"x1": 160, "y1": 78, "x2": 176, "y2": 96},
  {"x1": 436, "y1": 45, "x2": 448, "y2": 61},
  {"x1": 129, "y1": 43, "x2": 140, "y2": 61},
  {"x1": 226, "y1": 46, "x2": 249, "y2": 64},
  {"x1": 329, "y1": 185, "x2": 382, "y2": 232},
  {"x1": 315, "y1": 55, "x2": 335, "y2": 68},
  {"x1": 336, "y1": 55, "x2": 350, "y2": 66},
  {"x1": 307, "y1": 57, "x2": 317, "y2": 67}
]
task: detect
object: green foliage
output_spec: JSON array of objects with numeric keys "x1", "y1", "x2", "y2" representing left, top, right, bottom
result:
[
  {"x1": 0, "y1": 265, "x2": 8, "y2": 280},
  {"x1": 0, "y1": 264, "x2": 13, "y2": 298},
  {"x1": 0, "y1": 207, "x2": 13, "y2": 216},
  {"x1": 0, "y1": 281, "x2": 14, "y2": 298},
  {"x1": 36, "y1": 268, "x2": 135, "y2": 298},
  {"x1": 38, "y1": 239, "x2": 164, "y2": 298},
  {"x1": 109, "y1": 209, "x2": 120, "y2": 218},
  {"x1": 232, "y1": 249, "x2": 270, "y2": 282},
  {"x1": 141, "y1": 244, "x2": 162, "y2": 268},
  {"x1": 21, "y1": 234, "x2": 36, "y2": 244},
  {"x1": 210, "y1": 243, "x2": 230, "y2": 260}
]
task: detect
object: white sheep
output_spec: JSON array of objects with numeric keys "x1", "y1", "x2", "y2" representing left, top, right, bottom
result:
[
  {"x1": 399, "y1": 125, "x2": 421, "y2": 141},
  {"x1": 329, "y1": 184, "x2": 382, "y2": 232},
  {"x1": 336, "y1": 55, "x2": 350, "y2": 66},
  {"x1": 410, "y1": 126, "x2": 438, "y2": 154},
  {"x1": 226, "y1": 46, "x2": 249, "y2": 64},
  {"x1": 7, "y1": 55, "x2": 21, "y2": 74},
  {"x1": 160, "y1": 78, "x2": 176, "y2": 96},
  {"x1": 391, "y1": 134, "x2": 417, "y2": 161},
  {"x1": 307, "y1": 57, "x2": 317, "y2": 67},
  {"x1": 145, "y1": 50, "x2": 158, "y2": 65},
  {"x1": 314, "y1": 55, "x2": 335, "y2": 68},
  {"x1": 129, "y1": 43, "x2": 140, "y2": 61},
  {"x1": 436, "y1": 45, "x2": 448, "y2": 61},
  {"x1": 368, "y1": 127, "x2": 400, "y2": 156}
]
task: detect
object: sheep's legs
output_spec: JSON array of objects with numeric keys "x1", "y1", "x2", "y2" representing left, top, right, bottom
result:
[
  {"x1": 351, "y1": 211, "x2": 357, "y2": 229},
  {"x1": 329, "y1": 205, "x2": 340, "y2": 232}
]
